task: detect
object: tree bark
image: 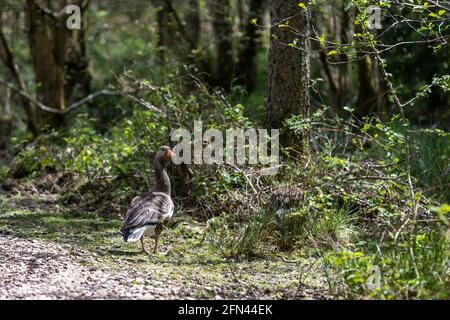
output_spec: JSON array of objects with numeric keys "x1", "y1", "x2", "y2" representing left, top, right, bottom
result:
[
  {"x1": 26, "y1": 0, "x2": 68, "y2": 128},
  {"x1": 355, "y1": 20, "x2": 378, "y2": 119},
  {"x1": 266, "y1": 1, "x2": 310, "y2": 130},
  {"x1": 210, "y1": 0, "x2": 234, "y2": 88},
  {"x1": 356, "y1": 55, "x2": 377, "y2": 118},
  {"x1": 186, "y1": 0, "x2": 200, "y2": 52},
  {"x1": 0, "y1": 23, "x2": 38, "y2": 135},
  {"x1": 155, "y1": 0, "x2": 171, "y2": 63},
  {"x1": 337, "y1": 4, "x2": 351, "y2": 112},
  {"x1": 0, "y1": 87, "x2": 12, "y2": 149},
  {"x1": 311, "y1": 9, "x2": 339, "y2": 111},
  {"x1": 65, "y1": 0, "x2": 91, "y2": 104},
  {"x1": 236, "y1": 0, "x2": 267, "y2": 91}
]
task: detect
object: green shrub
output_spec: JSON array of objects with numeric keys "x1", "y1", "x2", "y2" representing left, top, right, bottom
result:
[{"x1": 325, "y1": 228, "x2": 450, "y2": 299}]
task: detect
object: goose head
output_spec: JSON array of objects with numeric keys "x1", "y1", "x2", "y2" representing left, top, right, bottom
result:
[{"x1": 154, "y1": 146, "x2": 175, "y2": 167}]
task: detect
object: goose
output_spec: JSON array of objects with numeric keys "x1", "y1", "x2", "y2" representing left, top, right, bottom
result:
[{"x1": 120, "y1": 146, "x2": 175, "y2": 253}]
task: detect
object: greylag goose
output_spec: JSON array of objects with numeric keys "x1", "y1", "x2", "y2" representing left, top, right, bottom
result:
[{"x1": 120, "y1": 146, "x2": 175, "y2": 253}]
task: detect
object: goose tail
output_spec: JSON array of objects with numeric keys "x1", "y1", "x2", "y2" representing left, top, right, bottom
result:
[{"x1": 120, "y1": 227, "x2": 145, "y2": 242}]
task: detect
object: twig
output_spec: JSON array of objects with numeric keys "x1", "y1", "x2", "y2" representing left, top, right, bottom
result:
[
  {"x1": 0, "y1": 78, "x2": 120, "y2": 115},
  {"x1": 346, "y1": 175, "x2": 403, "y2": 182},
  {"x1": 124, "y1": 93, "x2": 166, "y2": 115}
]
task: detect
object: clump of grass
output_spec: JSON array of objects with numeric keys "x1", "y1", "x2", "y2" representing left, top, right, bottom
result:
[
  {"x1": 409, "y1": 129, "x2": 450, "y2": 203},
  {"x1": 305, "y1": 208, "x2": 359, "y2": 250}
]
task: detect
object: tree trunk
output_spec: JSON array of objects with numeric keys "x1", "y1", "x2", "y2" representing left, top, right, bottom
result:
[
  {"x1": 0, "y1": 23, "x2": 38, "y2": 135},
  {"x1": 337, "y1": 4, "x2": 351, "y2": 113},
  {"x1": 65, "y1": 0, "x2": 91, "y2": 104},
  {"x1": 354, "y1": 18, "x2": 378, "y2": 119},
  {"x1": 311, "y1": 9, "x2": 339, "y2": 111},
  {"x1": 210, "y1": 0, "x2": 234, "y2": 88},
  {"x1": 266, "y1": 1, "x2": 310, "y2": 130},
  {"x1": 155, "y1": 0, "x2": 171, "y2": 63},
  {"x1": 236, "y1": 0, "x2": 267, "y2": 91},
  {"x1": 186, "y1": 0, "x2": 200, "y2": 52},
  {"x1": 356, "y1": 55, "x2": 377, "y2": 118},
  {"x1": 27, "y1": 0, "x2": 68, "y2": 128},
  {"x1": 0, "y1": 87, "x2": 12, "y2": 149}
]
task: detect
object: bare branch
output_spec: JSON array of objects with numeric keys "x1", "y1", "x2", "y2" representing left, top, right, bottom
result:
[
  {"x1": 0, "y1": 78, "x2": 167, "y2": 116},
  {"x1": 0, "y1": 78, "x2": 117, "y2": 114},
  {"x1": 27, "y1": 0, "x2": 58, "y2": 20}
]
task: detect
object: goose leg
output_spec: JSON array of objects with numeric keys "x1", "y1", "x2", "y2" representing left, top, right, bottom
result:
[
  {"x1": 153, "y1": 233, "x2": 159, "y2": 254},
  {"x1": 140, "y1": 235, "x2": 147, "y2": 253},
  {"x1": 153, "y1": 224, "x2": 163, "y2": 254}
]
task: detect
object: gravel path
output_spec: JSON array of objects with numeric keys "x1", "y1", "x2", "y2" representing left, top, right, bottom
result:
[{"x1": 0, "y1": 235, "x2": 180, "y2": 299}]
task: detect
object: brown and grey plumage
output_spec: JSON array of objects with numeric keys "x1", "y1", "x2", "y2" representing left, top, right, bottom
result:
[{"x1": 120, "y1": 146, "x2": 175, "y2": 253}]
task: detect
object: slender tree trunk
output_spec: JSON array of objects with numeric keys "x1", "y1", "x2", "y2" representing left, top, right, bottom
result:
[
  {"x1": 356, "y1": 55, "x2": 377, "y2": 118},
  {"x1": 266, "y1": 1, "x2": 310, "y2": 130},
  {"x1": 311, "y1": 9, "x2": 339, "y2": 111},
  {"x1": 210, "y1": 0, "x2": 234, "y2": 88},
  {"x1": 0, "y1": 23, "x2": 38, "y2": 135},
  {"x1": 155, "y1": 0, "x2": 170, "y2": 63},
  {"x1": 3, "y1": 87, "x2": 11, "y2": 122},
  {"x1": 154, "y1": 1, "x2": 196, "y2": 196},
  {"x1": 0, "y1": 87, "x2": 12, "y2": 148},
  {"x1": 186, "y1": 0, "x2": 200, "y2": 52},
  {"x1": 27, "y1": 0, "x2": 69, "y2": 128},
  {"x1": 186, "y1": 0, "x2": 214, "y2": 83},
  {"x1": 236, "y1": 0, "x2": 267, "y2": 91},
  {"x1": 354, "y1": 18, "x2": 377, "y2": 118},
  {"x1": 65, "y1": 0, "x2": 91, "y2": 104},
  {"x1": 337, "y1": 4, "x2": 351, "y2": 113}
]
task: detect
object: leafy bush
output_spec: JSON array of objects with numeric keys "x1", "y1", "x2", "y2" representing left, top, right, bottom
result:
[{"x1": 324, "y1": 228, "x2": 449, "y2": 299}]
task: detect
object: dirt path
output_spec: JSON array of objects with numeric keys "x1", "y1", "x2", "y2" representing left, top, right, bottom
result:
[
  {"x1": 0, "y1": 192, "x2": 327, "y2": 300},
  {"x1": 0, "y1": 235, "x2": 180, "y2": 299}
]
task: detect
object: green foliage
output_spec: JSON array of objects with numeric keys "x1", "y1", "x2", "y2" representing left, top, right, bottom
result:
[
  {"x1": 409, "y1": 129, "x2": 450, "y2": 202},
  {"x1": 63, "y1": 110, "x2": 166, "y2": 181},
  {"x1": 325, "y1": 229, "x2": 450, "y2": 299},
  {"x1": 200, "y1": 108, "x2": 449, "y2": 299}
]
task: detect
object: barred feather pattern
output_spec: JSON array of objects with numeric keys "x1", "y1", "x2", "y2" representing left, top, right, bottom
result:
[{"x1": 121, "y1": 191, "x2": 173, "y2": 237}]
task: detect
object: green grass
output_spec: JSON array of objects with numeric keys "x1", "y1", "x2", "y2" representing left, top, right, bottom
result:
[{"x1": 409, "y1": 130, "x2": 450, "y2": 203}]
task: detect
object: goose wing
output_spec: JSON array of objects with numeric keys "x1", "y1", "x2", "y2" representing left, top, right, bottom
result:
[{"x1": 122, "y1": 192, "x2": 173, "y2": 231}]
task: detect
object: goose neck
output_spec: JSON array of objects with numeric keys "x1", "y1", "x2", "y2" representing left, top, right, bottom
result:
[{"x1": 154, "y1": 159, "x2": 171, "y2": 194}]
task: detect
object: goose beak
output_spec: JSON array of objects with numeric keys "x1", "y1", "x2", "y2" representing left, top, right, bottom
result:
[{"x1": 166, "y1": 150, "x2": 175, "y2": 158}]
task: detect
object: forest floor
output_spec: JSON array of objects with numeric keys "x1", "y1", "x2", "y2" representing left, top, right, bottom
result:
[{"x1": 0, "y1": 190, "x2": 328, "y2": 300}]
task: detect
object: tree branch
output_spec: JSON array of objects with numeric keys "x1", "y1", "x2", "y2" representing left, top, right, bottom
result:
[
  {"x1": 123, "y1": 93, "x2": 167, "y2": 116},
  {"x1": 0, "y1": 78, "x2": 119, "y2": 114},
  {"x1": 0, "y1": 78, "x2": 166, "y2": 116},
  {"x1": 27, "y1": 0, "x2": 58, "y2": 20}
]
